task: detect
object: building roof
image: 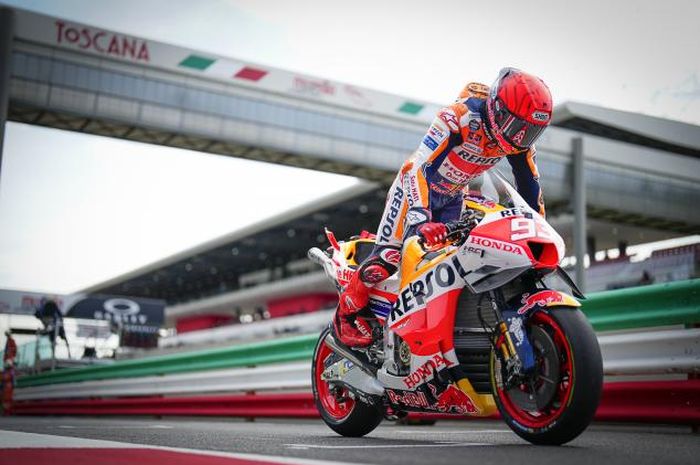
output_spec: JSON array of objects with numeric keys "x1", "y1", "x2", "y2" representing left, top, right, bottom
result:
[
  {"x1": 552, "y1": 101, "x2": 700, "y2": 158},
  {"x1": 78, "y1": 182, "x2": 384, "y2": 305}
]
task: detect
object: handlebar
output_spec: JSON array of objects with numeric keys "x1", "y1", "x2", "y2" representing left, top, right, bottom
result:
[{"x1": 417, "y1": 209, "x2": 480, "y2": 250}]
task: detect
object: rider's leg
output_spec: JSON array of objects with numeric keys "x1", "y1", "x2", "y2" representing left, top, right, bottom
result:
[
  {"x1": 334, "y1": 176, "x2": 406, "y2": 346},
  {"x1": 335, "y1": 246, "x2": 401, "y2": 346}
]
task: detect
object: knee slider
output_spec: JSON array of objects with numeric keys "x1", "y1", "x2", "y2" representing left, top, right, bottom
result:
[
  {"x1": 360, "y1": 263, "x2": 391, "y2": 284},
  {"x1": 358, "y1": 248, "x2": 400, "y2": 284}
]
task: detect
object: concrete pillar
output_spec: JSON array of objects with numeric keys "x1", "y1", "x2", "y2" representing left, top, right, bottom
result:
[
  {"x1": 587, "y1": 235, "x2": 597, "y2": 263},
  {"x1": 572, "y1": 137, "x2": 586, "y2": 292},
  {"x1": 0, "y1": 7, "x2": 15, "y2": 182}
]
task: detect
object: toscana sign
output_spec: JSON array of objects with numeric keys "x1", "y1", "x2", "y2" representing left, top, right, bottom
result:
[{"x1": 55, "y1": 20, "x2": 150, "y2": 62}]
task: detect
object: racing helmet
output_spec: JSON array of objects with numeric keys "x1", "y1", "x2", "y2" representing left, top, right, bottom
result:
[{"x1": 485, "y1": 68, "x2": 552, "y2": 152}]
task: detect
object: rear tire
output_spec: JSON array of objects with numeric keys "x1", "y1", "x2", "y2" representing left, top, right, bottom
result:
[
  {"x1": 312, "y1": 328, "x2": 383, "y2": 437},
  {"x1": 491, "y1": 308, "x2": 603, "y2": 445}
]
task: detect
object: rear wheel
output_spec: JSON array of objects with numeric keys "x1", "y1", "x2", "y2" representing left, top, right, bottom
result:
[
  {"x1": 312, "y1": 328, "x2": 383, "y2": 437},
  {"x1": 491, "y1": 308, "x2": 603, "y2": 445}
]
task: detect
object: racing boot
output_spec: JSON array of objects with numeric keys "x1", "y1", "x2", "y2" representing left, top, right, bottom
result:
[{"x1": 333, "y1": 270, "x2": 374, "y2": 347}]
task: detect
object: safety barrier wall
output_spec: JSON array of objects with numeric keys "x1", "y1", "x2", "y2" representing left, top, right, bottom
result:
[
  {"x1": 9, "y1": 381, "x2": 700, "y2": 425},
  {"x1": 16, "y1": 279, "x2": 700, "y2": 389},
  {"x1": 10, "y1": 280, "x2": 700, "y2": 424},
  {"x1": 13, "y1": 328, "x2": 700, "y2": 401},
  {"x1": 16, "y1": 333, "x2": 318, "y2": 388},
  {"x1": 581, "y1": 279, "x2": 700, "y2": 331}
]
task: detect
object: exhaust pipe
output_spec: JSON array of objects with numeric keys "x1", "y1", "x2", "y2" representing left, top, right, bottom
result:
[
  {"x1": 325, "y1": 333, "x2": 377, "y2": 377},
  {"x1": 307, "y1": 247, "x2": 330, "y2": 266}
]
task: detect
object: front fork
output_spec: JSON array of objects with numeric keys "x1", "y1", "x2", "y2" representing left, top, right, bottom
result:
[{"x1": 489, "y1": 291, "x2": 536, "y2": 383}]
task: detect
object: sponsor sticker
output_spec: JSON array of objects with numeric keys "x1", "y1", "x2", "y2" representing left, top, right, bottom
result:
[
  {"x1": 402, "y1": 354, "x2": 450, "y2": 389},
  {"x1": 500, "y1": 208, "x2": 532, "y2": 218},
  {"x1": 335, "y1": 268, "x2": 354, "y2": 285},
  {"x1": 468, "y1": 235, "x2": 525, "y2": 255},
  {"x1": 460, "y1": 141, "x2": 483, "y2": 155},
  {"x1": 517, "y1": 290, "x2": 565, "y2": 315},
  {"x1": 422, "y1": 135, "x2": 439, "y2": 151},
  {"x1": 389, "y1": 257, "x2": 470, "y2": 324},
  {"x1": 379, "y1": 248, "x2": 402, "y2": 265},
  {"x1": 406, "y1": 209, "x2": 429, "y2": 226},
  {"x1": 438, "y1": 110, "x2": 460, "y2": 132},
  {"x1": 467, "y1": 131, "x2": 482, "y2": 143},
  {"x1": 455, "y1": 149, "x2": 500, "y2": 166},
  {"x1": 428, "y1": 125, "x2": 447, "y2": 140},
  {"x1": 532, "y1": 111, "x2": 550, "y2": 122},
  {"x1": 508, "y1": 317, "x2": 525, "y2": 346},
  {"x1": 387, "y1": 389, "x2": 431, "y2": 409},
  {"x1": 468, "y1": 119, "x2": 481, "y2": 131},
  {"x1": 438, "y1": 161, "x2": 470, "y2": 184},
  {"x1": 512, "y1": 128, "x2": 527, "y2": 145},
  {"x1": 379, "y1": 185, "x2": 404, "y2": 243}
]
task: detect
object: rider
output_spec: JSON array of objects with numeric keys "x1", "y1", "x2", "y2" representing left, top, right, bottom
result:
[{"x1": 334, "y1": 67, "x2": 554, "y2": 347}]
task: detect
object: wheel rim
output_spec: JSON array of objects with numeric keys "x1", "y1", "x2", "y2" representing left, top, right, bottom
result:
[
  {"x1": 495, "y1": 311, "x2": 574, "y2": 429},
  {"x1": 314, "y1": 336, "x2": 356, "y2": 421}
]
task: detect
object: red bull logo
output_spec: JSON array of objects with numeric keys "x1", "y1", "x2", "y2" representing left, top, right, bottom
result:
[
  {"x1": 387, "y1": 389, "x2": 431, "y2": 409},
  {"x1": 433, "y1": 384, "x2": 479, "y2": 414},
  {"x1": 517, "y1": 290, "x2": 564, "y2": 315}
]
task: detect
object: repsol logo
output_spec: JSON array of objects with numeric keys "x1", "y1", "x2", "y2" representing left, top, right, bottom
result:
[
  {"x1": 455, "y1": 149, "x2": 500, "y2": 166},
  {"x1": 380, "y1": 185, "x2": 404, "y2": 243},
  {"x1": 389, "y1": 256, "x2": 470, "y2": 323}
]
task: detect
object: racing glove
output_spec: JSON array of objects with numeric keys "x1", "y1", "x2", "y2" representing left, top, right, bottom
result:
[{"x1": 416, "y1": 222, "x2": 447, "y2": 247}]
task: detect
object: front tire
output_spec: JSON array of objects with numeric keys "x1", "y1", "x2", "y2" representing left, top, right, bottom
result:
[
  {"x1": 311, "y1": 328, "x2": 383, "y2": 437},
  {"x1": 491, "y1": 308, "x2": 603, "y2": 445}
]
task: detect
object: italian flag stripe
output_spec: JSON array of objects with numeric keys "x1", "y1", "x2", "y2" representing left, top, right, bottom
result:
[
  {"x1": 179, "y1": 54, "x2": 216, "y2": 70},
  {"x1": 398, "y1": 102, "x2": 424, "y2": 114},
  {"x1": 234, "y1": 67, "x2": 268, "y2": 81}
]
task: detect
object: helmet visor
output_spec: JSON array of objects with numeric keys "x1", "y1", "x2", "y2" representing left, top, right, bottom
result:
[{"x1": 492, "y1": 98, "x2": 547, "y2": 149}]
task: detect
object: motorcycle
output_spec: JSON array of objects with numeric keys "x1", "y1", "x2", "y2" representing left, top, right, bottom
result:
[{"x1": 308, "y1": 171, "x2": 603, "y2": 445}]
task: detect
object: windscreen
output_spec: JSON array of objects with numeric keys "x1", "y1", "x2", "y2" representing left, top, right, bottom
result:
[{"x1": 466, "y1": 169, "x2": 538, "y2": 216}]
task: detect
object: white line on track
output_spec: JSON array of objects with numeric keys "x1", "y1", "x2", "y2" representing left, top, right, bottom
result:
[
  {"x1": 395, "y1": 429, "x2": 510, "y2": 434},
  {"x1": 285, "y1": 442, "x2": 494, "y2": 449},
  {"x1": 54, "y1": 424, "x2": 174, "y2": 430},
  {"x1": 0, "y1": 430, "x2": 376, "y2": 465}
]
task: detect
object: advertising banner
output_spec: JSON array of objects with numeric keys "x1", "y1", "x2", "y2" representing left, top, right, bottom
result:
[{"x1": 0, "y1": 289, "x2": 164, "y2": 347}]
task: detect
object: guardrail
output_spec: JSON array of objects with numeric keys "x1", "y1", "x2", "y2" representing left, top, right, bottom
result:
[
  {"x1": 17, "y1": 333, "x2": 317, "y2": 388},
  {"x1": 599, "y1": 328, "x2": 700, "y2": 375},
  {"x1": 13, "y1": 327, "x2": 699, "y2": 401},
  {"x1": 14, "y1": 362, "x2": 312, "y2": 400},
  {"x1": 17, "y1": 279, "x2": 700, "y2": 389},
  {"x1": 581, "y1": 279, "x2": 700, "y2": 331},
  {"x1": 10, "y1": 380, "x2": 700, "y2": 425},
  {"x1": 10, "y1": 280, "x2": 700, "y2": 425}
]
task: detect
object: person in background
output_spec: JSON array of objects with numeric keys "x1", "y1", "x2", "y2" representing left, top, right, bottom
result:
[{"x1": 2, "y1": 330, "x2": 17, "y2": 414}]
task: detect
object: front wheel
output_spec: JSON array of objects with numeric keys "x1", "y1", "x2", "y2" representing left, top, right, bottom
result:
[
  {"x1": 491, "y1": 308, "x2": 603, "y2": 445},
  {"x1": 311, "y1": 327, "x2": 383, "y2": 437}
]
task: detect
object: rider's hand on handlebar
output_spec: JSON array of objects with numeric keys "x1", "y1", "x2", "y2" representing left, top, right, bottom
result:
[{"x1": 417, "y1": 222, "x2": 448, "y2": 247}]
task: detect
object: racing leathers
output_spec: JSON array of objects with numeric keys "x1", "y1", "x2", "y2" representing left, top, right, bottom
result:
[{"x1": 334, "y1": 82, "x2": 546, "y2": 347}]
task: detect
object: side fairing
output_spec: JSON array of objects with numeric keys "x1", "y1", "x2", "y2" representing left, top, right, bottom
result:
[{"x1": 452, "y1": 211, "x2": 534, "y2": 293}]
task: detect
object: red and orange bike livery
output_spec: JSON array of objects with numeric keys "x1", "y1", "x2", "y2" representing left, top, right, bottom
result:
[{"x1": 309, "y1": 171, "x2": 603, "y2": 445}]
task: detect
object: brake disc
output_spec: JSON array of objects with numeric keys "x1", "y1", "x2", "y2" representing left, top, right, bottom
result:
[{"x1": 505, "y1": 324, "x2": 561, "y2": 412}]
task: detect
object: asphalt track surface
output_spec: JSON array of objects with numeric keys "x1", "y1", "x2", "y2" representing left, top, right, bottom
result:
[{"x1": 0, "y1": 416, "x2": 698, "y2": 465}]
